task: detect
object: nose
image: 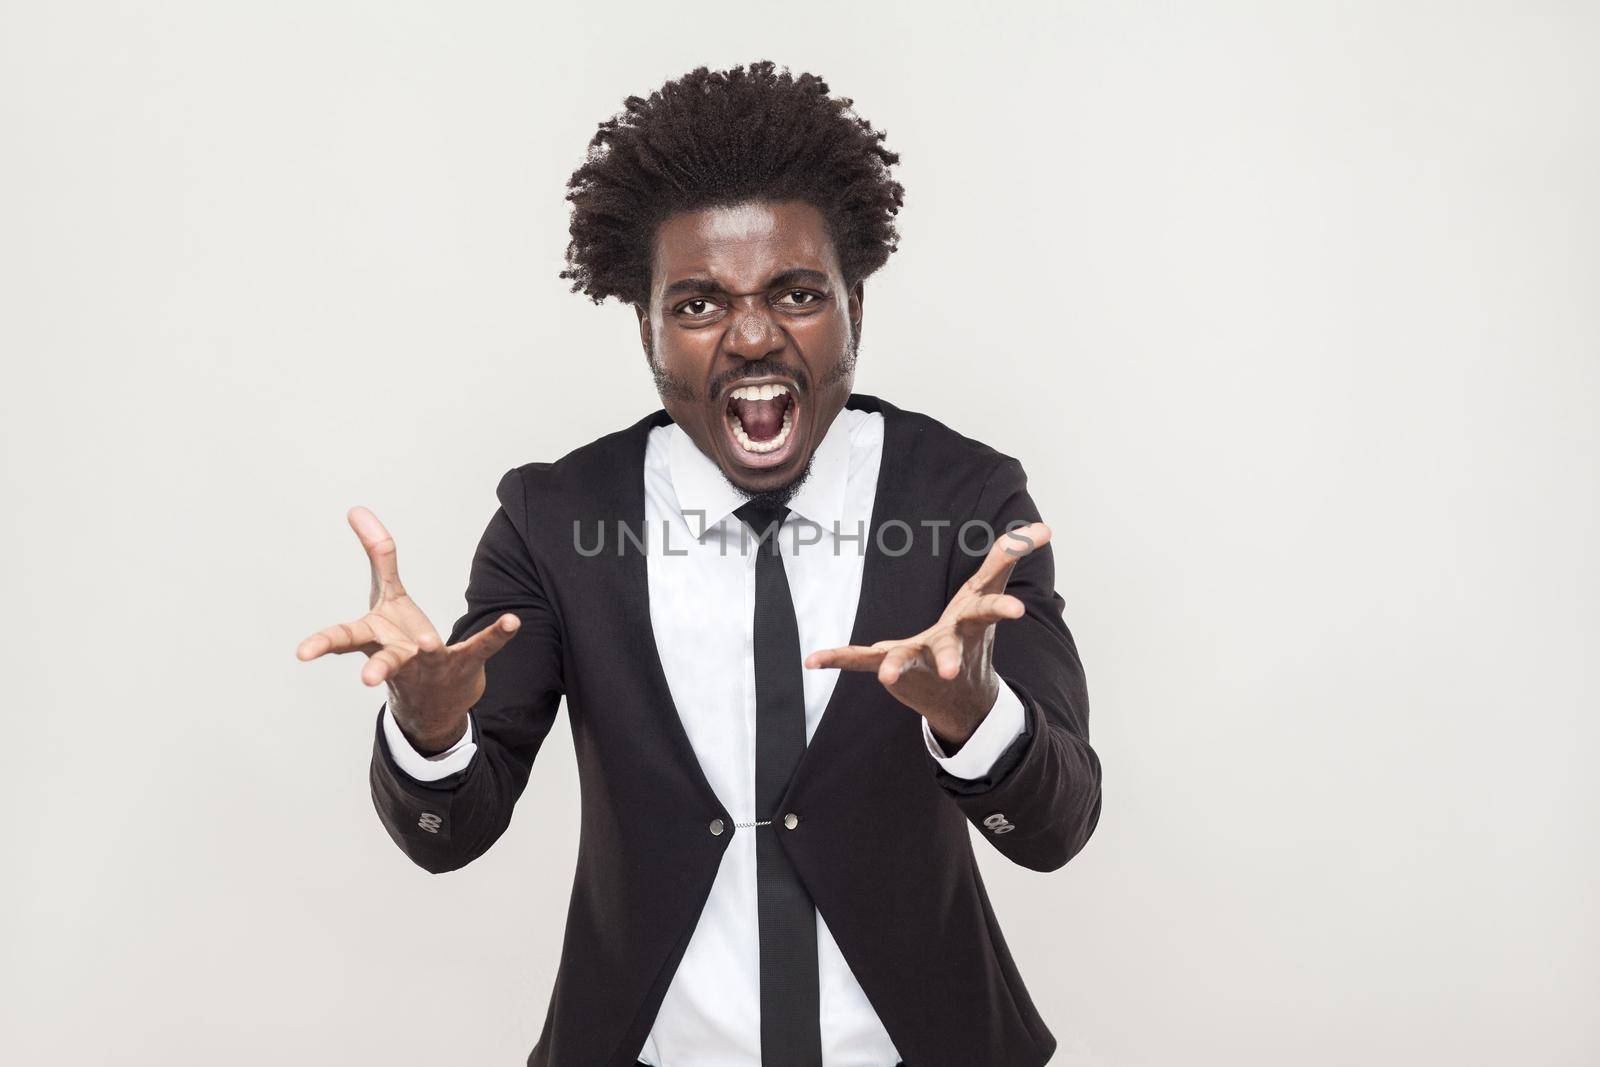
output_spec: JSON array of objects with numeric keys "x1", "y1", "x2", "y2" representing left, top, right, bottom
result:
[{"x1": 722, "y1": 300, "x2": 785, "y2": 363}]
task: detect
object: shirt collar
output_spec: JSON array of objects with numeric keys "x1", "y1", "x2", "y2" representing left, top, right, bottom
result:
[{"x1": 666, "y1": 409, "x2": 854, "y2": 538}]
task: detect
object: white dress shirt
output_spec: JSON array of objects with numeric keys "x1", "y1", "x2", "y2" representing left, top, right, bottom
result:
[{"x1": 382, "y1": 407, "x2": 1028, "y2": 1066}]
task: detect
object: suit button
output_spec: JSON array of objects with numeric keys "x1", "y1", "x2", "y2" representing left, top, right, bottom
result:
[
  {"x1": 782, "y1": 813, "x2": 799, "y2": 830},
  {"x1": 709, "y1": 818, "x2": 726, "y2": 836},
  {"x1": 983, "y1": 812, "x2": 1016, "y2": 835}
]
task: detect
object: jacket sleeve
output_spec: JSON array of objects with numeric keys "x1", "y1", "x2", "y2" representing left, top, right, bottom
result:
[
  {"x1": 928, "y1": 455, "x2": 1103, "y2": 873},
  {"x1": 368, "y1": 466, "x2": 565, "y2": 873}
]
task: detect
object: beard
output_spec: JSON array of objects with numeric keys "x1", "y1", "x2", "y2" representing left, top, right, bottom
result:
[{"x1": 647, "y1": 328, "x2": 858, "y2": 509}]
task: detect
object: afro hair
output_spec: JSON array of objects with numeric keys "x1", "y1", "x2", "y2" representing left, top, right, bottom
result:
[{"x1": 560, "y1": 61, "x2": 905, "y2": 307}]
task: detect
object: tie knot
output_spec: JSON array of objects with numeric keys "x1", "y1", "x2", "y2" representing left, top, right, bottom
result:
[{"x1": 734, "y1": 501, "x2": 789, "y2": 547}]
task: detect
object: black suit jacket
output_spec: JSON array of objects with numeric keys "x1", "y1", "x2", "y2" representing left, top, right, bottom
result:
[{"x1": 369, "y1": 394, "x2": 1102, "y2": 1066}]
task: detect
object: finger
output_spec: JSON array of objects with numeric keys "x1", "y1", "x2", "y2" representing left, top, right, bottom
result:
[
  {"x1": 415, "y1": 629, "x2": 443, "y2": 654},
  {"x1": 410, "y1": 627, "x2": 451, "y2": 668},
  {"x1": 348, "y1": 505, "x2": 406, "y2": 604},
  {"x1": 805, "y1": 644, "x2": 890, "y2": 673},
  {"x1": 966, "y1": 521, "x2": 1052, "y2": 595},
  {"x1": 928, "y1": 629, "x2": 965, "y2": 680},
  {"x1": 381, "y1": 594, "x2": 444, "y2": 653},
  {"x1": 361, "y1": 644, "x2": 411, "y2": 687},
  {"x1": 954, "y1": 593, "x2": 1027, "y2": 630},
  {"x1": 453, "y1": 613, "x2": 522, "y2": 662},
  {"x1": 296, "y1": 617, "x2": 381, "y2": 661},
  {"x1": 879, "y1": 643, "x2": 928, "y2": 686}
]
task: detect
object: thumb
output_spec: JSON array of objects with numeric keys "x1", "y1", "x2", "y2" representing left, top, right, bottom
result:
[{"x1": 455, "y1": 613, "x2": 521, "y2": 662}]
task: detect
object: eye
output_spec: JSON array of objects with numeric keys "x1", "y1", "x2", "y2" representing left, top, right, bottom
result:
[
  {"x1": 775, "y1": 289, "x2": 824, "y2": 308},
  {"x1": 674, "y1": 297, "x2": 721, "y2": 318}
]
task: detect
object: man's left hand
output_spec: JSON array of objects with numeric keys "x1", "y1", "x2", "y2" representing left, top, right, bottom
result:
[{"x1": 804, "y1": 521, "x2": 1051, "y2": 752}]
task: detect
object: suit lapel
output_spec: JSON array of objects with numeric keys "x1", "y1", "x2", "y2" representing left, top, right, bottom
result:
[
  {"x1": 780, "y1": 394, "x2": 924, "y2": 802},
  {"x1": 593, "y1": 409, "x2": 731, "y2": 816}
]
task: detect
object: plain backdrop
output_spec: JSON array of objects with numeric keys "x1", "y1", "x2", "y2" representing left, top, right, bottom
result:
[{"x1": 2, "y1": 2, "x2": 1595, "y2": 1064}]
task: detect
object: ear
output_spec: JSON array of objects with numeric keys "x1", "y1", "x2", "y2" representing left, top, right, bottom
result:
[
  {"x1": 848, "y1": 280, "x2": 865, "y2": 345},
  {"x1": 635, "y1": 304, "x2": 653, "y2": 364}
]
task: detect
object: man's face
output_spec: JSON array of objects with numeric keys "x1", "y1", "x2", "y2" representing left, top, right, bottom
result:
[{"x1": 638, "y1": 199, "x2": 863, "y2": 499}]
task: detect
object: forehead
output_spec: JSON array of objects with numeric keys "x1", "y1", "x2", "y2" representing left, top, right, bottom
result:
[{"x1": 650, "y1": 200, "x2": 840, "y2": 294}]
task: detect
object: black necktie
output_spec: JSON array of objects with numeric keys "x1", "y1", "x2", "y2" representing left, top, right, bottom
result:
[{"x1": 734, "y1": 501, "x2": 822, "y2": 1067}]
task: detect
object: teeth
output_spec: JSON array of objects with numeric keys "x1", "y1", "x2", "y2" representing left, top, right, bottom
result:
[
  {"x1": 729, "y1": 383, "x2": 790, "y2": 401},
  {"x1": 727, "y1": 406, "x2": 794, "y2": 454}
]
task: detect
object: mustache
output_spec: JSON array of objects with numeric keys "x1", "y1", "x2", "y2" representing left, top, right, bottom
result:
[{"x1": 707, "y1": 360, "x2": 810, "y2": 402}]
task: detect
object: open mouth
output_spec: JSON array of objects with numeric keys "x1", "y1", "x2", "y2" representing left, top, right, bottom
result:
[{"x1": 722, "y1": 381, "x2": 801, "y2": 468}]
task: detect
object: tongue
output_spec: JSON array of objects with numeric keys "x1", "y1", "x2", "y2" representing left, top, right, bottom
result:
[{"x1": 730, "y1": 396, "x2": 787, "y2": 441}]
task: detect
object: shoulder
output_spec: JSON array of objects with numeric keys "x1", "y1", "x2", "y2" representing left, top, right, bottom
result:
[
  {"x1": 854, "y1": 393, "x2": 1026, "y2": 489},
  {"x1": 490, "y1": 409, "x2": 668, "y2": 536}
]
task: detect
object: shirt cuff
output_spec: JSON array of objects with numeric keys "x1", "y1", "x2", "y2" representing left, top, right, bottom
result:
[
  {"x1": 921, "y1": 677, "x2": 1028, "y2": 780},
  {"x1": 380, "y1": 702, "x2": 477, "y2": 782}
]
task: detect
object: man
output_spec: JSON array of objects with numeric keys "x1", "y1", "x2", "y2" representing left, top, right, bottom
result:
[{"x1": 297, "y1": 62, "x2": 1101, "y2": 1067}]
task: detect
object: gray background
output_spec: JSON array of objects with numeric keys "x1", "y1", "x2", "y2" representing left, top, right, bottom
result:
[{"x1": 3, "y1": 2, "x2": 1595, "y2": 1064}]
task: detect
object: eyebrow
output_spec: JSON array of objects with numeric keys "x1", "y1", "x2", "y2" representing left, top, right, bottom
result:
[{"x1": 663, "y1": 268, "x2": 832, "y2": 300}]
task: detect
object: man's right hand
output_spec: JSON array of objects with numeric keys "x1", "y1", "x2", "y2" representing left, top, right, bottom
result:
[{"x1": 295, "y1": 506, "x2": 521, "y2": 755}]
